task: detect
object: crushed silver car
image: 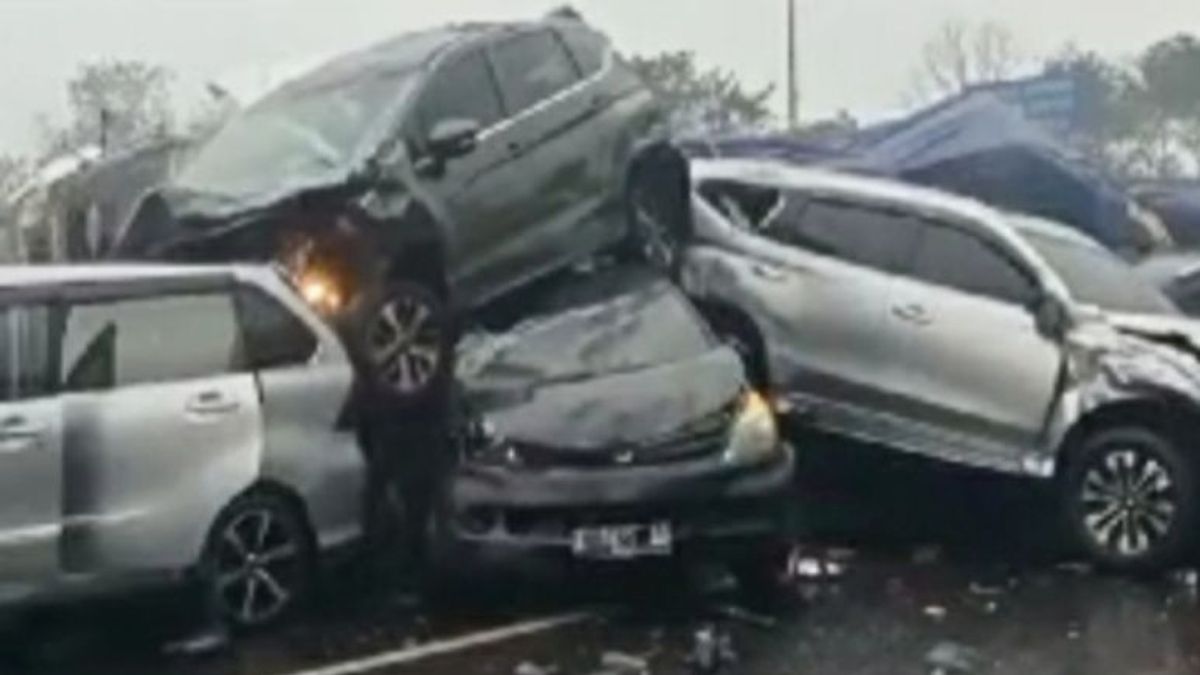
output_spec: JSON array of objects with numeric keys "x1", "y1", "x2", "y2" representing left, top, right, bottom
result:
[
  {"x1": 679, "y1": 158, "x2": 1200, "y2": 570},
  {"x1": 438, "y1": 268, "x2": 794, "y2": 590},
  {"x1": 0, "y1": 264, "x2": 367, "y2": 628}
]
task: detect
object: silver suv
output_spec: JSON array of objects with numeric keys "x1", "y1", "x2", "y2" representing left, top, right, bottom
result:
[
  {"x1": 683, "y1": 159, "x2": 1200, "y2": 570},
  {"x1": 0, "y1": 265, "x2": 366, "y2": 628}
]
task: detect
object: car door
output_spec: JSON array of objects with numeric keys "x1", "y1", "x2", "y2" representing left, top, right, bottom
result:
[
  {"x1": 886, "y1": 219, "x2": 1062, "y2": 467},
  {"x1": 481, "y1": 28, "x2": 601, "y2": 296},
  {"x1": 234, "y1": 283, "x2": 362, "y2": 543},
  {"x1": 708, "y1": 183, "x2": 923, "y2": 420},
  {"x1": 56, "y1": 281, "x2": 263, "y2": 574},
  {"x1": 0, "y1": 299, "x2": 63, "y2": 591},
  {"x1": 409, "y1": 44, "x2": 516, "y2": 304}
]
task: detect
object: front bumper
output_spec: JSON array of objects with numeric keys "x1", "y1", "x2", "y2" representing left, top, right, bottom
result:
[{"x1": 439, "y1": 443, "x2": 795, "y2": 557}]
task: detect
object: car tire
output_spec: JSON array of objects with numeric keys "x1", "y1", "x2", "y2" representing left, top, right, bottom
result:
[
  {"x1": 1063, "y1": 426, "x2": 1198, "y2": 572},
  {"x1": 623, "y1": 169, "x2": 688, "y2": 278},
  {"x1": 353, "y1": 280, "x2": 452, "y2": 409},
  {"x1": 199, "y1": 492, "x2": 316, "y2": 631}
]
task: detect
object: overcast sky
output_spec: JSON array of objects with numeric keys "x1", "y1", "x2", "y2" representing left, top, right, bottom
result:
[{"x1": 1, "y1": 0, "x2": 1197, "y2": 156}]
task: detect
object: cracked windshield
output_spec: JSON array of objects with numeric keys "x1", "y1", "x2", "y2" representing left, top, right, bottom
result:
[{"x1": 2, "y1": 1, "x2": 1200, "y2": 673}]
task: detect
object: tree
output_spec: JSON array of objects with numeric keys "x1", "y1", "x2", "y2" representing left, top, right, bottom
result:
[
  {"x1": 627, "y1": 51, "x2": 774, "y2": 133},
  {"x1": 911, "y1": 20, "x2": 1020, "y2": 101},
  {"x1": 0, "y1": 155, "x2": 31, "y2": 200},
  {"x1": 42, "y1": 60, "x2": 175, "y2": 156}
]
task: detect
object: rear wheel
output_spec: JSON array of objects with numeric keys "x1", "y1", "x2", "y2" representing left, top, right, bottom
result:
[
  {"x1": 623, "y1": 149, "x2": 690, "y2": 277},
  {"x1": 1063, "y1": 426, "x2": 1198, "y2": 572},
  {"x1": 200, "y1": 493, "x2": 315, "y2": 631}
]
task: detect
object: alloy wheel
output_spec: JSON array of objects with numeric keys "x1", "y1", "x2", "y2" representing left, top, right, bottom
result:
[
  {"x1": 1078, "y1": 448, "x2": 1177, "y2": 559},
  {"x1": 211, "y1": 508, "x2": 304, "y2": 627},
  {"x1": 367, "y1": 293, "x2": 443, "y2": 396},
  {"x1": 631, "y1": 189, "x2": 679, "y2": 272}
]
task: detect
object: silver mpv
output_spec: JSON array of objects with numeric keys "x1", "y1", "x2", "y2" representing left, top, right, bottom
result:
[
  {"x1": 683, "y1": 159, "x2": 1200, "y2": 571},
  {"x1": 0, "y1": 265, "x2": 366, "y2": 628}
]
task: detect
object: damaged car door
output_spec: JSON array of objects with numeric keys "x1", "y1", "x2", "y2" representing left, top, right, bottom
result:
[
  {"x1": 885, "y1": 219, "x2": 1063, "y2": 471},
  {"x1": 409, "y1": 45, "x2": 516, "y2": 302},
  {"x1": 706, "y1": 181, "x2": 922, "y2": 418},
  {"x1": 0, "y1": 300, "x2": 62, "y2": 591},
  {"x1": 56, "y1": 282, "x2": 262, "y2": 574}
]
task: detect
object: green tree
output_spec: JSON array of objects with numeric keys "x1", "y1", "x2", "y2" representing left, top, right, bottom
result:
[
  {"x1": 627, "y1": 51, "x2": 774, "y2": 132},
  {"x1": 43, "y1": 60, "x2": 175, "y2": 156}
]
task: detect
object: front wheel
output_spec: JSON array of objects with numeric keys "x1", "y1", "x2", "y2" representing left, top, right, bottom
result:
[
  {"x1": 623, "y1": 166, "x2": 689, "y2": 278},
  {"x1": 1063, "y1": 426, "x2": 1198, "y2": 572},
  {"x1": 355, "y1": 281, "x2": 451, "y2": 407},
  {"x1": 200, "y1": 493, "x2": 315, "y2": 631}
]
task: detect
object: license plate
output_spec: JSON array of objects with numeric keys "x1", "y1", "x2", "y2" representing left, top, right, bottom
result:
[{"x1": 571, "y1": 522, "x2": 673, "y2": 560}]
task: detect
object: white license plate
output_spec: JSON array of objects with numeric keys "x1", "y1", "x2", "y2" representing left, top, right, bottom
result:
[{"x1": 571, "y1": 522, "x2": 673, "y2": 560}]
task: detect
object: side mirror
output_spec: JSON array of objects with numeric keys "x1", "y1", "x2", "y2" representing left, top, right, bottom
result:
[
  {"x1": 427, "y1": 118, "x2": 480, "y2": 161},
  {"x1": 1033, "y1": 293, "x2": 1069, "y2": 338}
]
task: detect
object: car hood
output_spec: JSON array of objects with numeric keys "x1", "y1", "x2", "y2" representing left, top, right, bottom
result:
[
  {"x1": 1105, "y1": 312, "x2": 1200, "y2": 357},
  {"x1": 471, "y1": 348, "x2": 744, "y2": 452}
]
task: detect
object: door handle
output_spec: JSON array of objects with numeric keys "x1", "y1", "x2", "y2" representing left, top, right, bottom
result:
[
  {"x1": 0, "y1": 415, "x2": 44, "y2": 438},
  {"x1": 750, "y1": 263, "x2": 789, "y2": 282},
  {"x1": 185, "y1": 391, "x2": 240, "y2": 416},
  {"x1": 506, "y1": 140, "x2": 523, "y2": 156},
  {"x1": 892, "y1": 303, "x2": 932, "y2": 326}
]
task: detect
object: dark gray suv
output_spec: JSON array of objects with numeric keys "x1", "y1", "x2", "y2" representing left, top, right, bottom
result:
[{"x1": 118, "y1": 11, "x2": 677, "y2": 404}]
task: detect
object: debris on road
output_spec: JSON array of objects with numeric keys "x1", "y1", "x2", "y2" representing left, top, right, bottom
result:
[
  {"x1": 515, "y1": 660, "x2": 561, "y2": 675},
  {"x1": 599, "y1": 650, "x2": 651, "y2": 674},
  {"x1": 688, "y1": 624, "x2": 737, "y2": 674},
  {"x1": 925, "y1": 640, "x2": 982, "y2": 674},
  {"x1": 711, "y1": 604, "x2": 778, "y2": 629},
  {"x1": 161, "y1": 626, "x2": 230, "y2": 658},
  {"x1": 923, "y1": 605, "x2": 948, "y2": 622}
]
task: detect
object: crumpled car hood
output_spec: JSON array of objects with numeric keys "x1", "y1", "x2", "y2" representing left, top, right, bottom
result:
[{"x1": 479, "y1": 348, "x2": 743, "y2": 451}]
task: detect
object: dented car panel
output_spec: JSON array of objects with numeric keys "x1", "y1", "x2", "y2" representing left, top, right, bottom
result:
[
  {"x1": 0, "y1": 265, "x2": 366, "y2": 608},
  {"x1": 446, "y1": 271, "x2": 793, "y2": 557},
  {"x1": 683, "y1": 159, "x2": 1200, "y2": 480}
]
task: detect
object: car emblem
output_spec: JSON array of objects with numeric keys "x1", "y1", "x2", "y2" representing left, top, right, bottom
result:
[{"x1": 614, "y1": 450, "x2": 635, "y2": 465}]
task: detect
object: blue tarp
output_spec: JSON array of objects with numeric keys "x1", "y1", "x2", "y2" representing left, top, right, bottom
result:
[{"x1": 683, "y1": 93, "x2": 1150, "y2": 254}]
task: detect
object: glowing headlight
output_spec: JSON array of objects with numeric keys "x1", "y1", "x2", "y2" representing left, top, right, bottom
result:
[
  {"x1": 724, "y1": 390, "x2": 781, "y2": 466},
  {"x1": 297, "y1": 270, "x2": 343, "y2": 314}
]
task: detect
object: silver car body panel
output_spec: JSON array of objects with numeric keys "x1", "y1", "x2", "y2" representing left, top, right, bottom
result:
[
  {"x1": 684, "y1": 159, "x2": 1200, "y2": 478},
  {"x1": 0, "y1": 264, "x2": 365, "y2": 605}
]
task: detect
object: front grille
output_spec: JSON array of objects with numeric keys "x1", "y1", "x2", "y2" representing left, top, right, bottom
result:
[{"x1": 512, "y1": 407, "x2": 732, "y2": 469}]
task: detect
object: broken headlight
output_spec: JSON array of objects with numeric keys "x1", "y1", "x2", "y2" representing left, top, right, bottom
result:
[{"x1": 723, "y1": 390, "x2": 781, "y2": 466}]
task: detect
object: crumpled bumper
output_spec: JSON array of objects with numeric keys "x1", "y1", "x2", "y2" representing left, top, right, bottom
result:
[{"x1": 439, "y1": 443, "x2": 795, "y2": 554}]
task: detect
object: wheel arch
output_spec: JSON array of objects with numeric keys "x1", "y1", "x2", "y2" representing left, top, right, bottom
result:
[{"x1": 1054, "y1": 394, "x2": 1200, "y2": 477}]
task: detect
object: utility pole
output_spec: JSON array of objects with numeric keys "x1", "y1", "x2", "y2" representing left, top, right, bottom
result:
[{"x1": 786, "y1": 0, "x2": 799, "y2": 129}]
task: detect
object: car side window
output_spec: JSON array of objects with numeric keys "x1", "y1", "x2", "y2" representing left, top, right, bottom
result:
[
  {"x1": 557, "y1": 25, "x2": 607, "y2": 77},
  {"x1": 60, "y1": 292, "x2": 244, "y2": 392},
  {"x1": 490, "y1": 29, "x2": 580, "y2": 115},
  {"x1": 419, "y1": 49, "x2": 504, "y2": 135},
  {"x1": 236, "y1": 287, "x2": 318, "y2": 370},
  {"x1": 912, "y1": 223, "x2": 1038, "y2": 305},
  {"x1": 767, "y1": 197, "x2": 922, "y2": 273},
  {"x1": 0, "y1": 304, "x2": 52, "y2": 401}
]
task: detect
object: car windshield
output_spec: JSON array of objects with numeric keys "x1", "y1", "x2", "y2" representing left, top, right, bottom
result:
[
  {"x1": 458, "y1": 283, "x2": 715, "y2": 391},
  {"x1": 1023, "y1": 228, "x2": 1177, "y2": 315},
  {"x1": 175, "y1": 71, "x2": 416, "y2": 200}
]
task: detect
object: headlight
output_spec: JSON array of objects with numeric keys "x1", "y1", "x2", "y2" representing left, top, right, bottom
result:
[
  {"x1": 296, "y1": 268, "x2": 344, "y2": 314},
  {"x1": 724, "y1": 390, "x2": 781, "y2": 466}
]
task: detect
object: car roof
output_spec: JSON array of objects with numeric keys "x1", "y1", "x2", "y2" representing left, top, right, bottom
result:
[
  {"x1": 0, "y1": 263, "x2": 273, "y2": 290},
  {"x1": 691, "y1": 158, "x2": 1003, "y2": 225},
  {"x1": 269, "y1": 18, "x2": 561, "y2": 99}
]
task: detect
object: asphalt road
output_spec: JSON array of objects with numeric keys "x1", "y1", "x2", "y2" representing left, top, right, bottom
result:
[{"x1": 8, "y1": 430, "x2": 1200, "y2": 675}]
